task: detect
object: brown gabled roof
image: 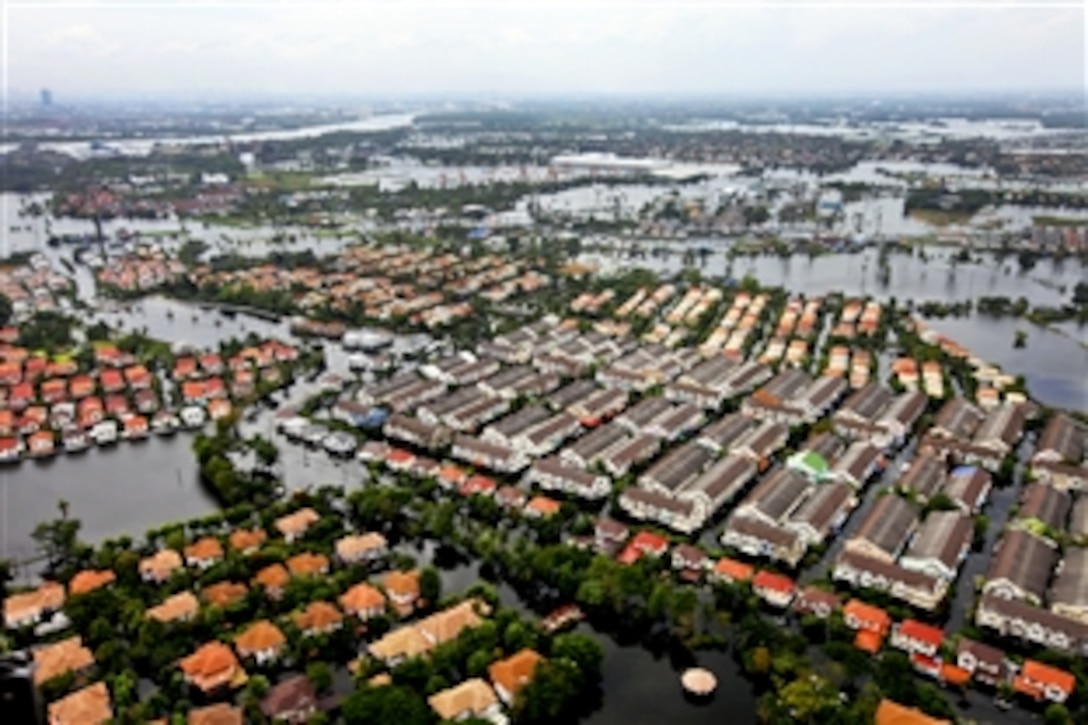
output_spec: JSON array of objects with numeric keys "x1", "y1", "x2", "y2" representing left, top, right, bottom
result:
[
  {"x1": 293, "y1": 600, "x2": 344, "y2": 632},
  {"x1": 202, "y1": 580, "x2": 248, "y2": 608},
  {"x1": 488, "y1": 648, "x2": 542, "y2": 698},
  {"x1": 228, "y1": 527, "x2": 267, "y2": 552},
  {"x1": 188, "y1": 703, "x2": 244, "y2": 725},
  {"x1": 985, "y1": 529, "x2": 1058, "y2": 602},
  {"x1": 260, "y1": 675, "x2": 317, "y2": 719},
  {"x1": 32, "y1": 635, "x2": 95, "y2": 685},
  {"x1": 849, "y1": 494, "x2": 917, "y2": 558},
  {"x1": 184, "y1": 536, "x2": 224, "y2": 562},
  {"x1": 286, "y1": 552, "x2": 329, "y2": 577},
  {"x1": 68, "y1": 569, "x2": 116, "y2": 596},
  {"x1": 234, "y1": 620, "x2": 286, "y2": 655},
  {"x1": 47, "y1": 681, "x2": 112, "y2": 725},
  {"x1": 147, "y1": 591, "x2": 201, "y2": 623}
]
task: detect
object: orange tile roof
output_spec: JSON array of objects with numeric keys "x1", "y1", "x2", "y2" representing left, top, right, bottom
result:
[
  {"x1": 69, "y1": 569, "x2": 116, "y2": 596},
  {"x1": 488, "y1": 648, "x2": 542, "y2": 699},
  {"x1": 185, "y1": 536, "x2": 224, "y2": 563},
  {"x1": 843, "y1": 598, "x2": 891, "y2": 633},
  {"x1": 854, "y1": 629, "x2": 885, "y2": 654},
  {"x1": 254, "y1": 563, "x2": 291, "y2": 591},
  {"x1": 873, "y1": 698, "x2": 950, "y2": 725},
  {"x1": 147, "y1": 591, "x2": 200, "y2": 623},
  {"x1": 234, "y1": 620, "x2": 286, "y2": 655},
  {"x1": 940, "y1": 664, "x2": 971, "y2": 687},
  {"x1": 187, "y1": 703, "x2": 244, "y2": 725},
  {"x1": 1019, "y1": 659, "x2": 1076, "y2": 696},
  {"x1": 47, "y1": 681, "x2": 113, "y2": 725},
  {"x1": 383, "y1": 569, "x2": 421, "y2": 599},
  {"x1": 525, "y1": 495, "x2": 561, "y2": 517},
  {"x1": 292, "y1": 600, "x2": 344, "y2": 633},
  {"x1": 428, "y1": 678, "x2": 498, "y2": 722},
  {"x1": 32, "y1": 635, "x2": 95, "y2": 685},
  {"x1": 713, "y1": 557, "x2": 755, "y2": 582},
  {"x1": 139, "y1": 549, "x2": 183, "y2": 581},
  {"x1": 228, "y1": 527, "x2": 266, "y2": 552},
  {"x1": 340, "y1": 583, "x2": 387, "y2": 615},
  {"x1": 3, "y1": 581, "x2": 65, "y2": 626},
  {"x1": 335, "y1": 532, "x2": 388, "y2": 560},
  {"x1": 202, "y1": 581, "x2": 248, "y2": 608},
  {"x1": 179, "y1": 642, "x2": 244, "y2": 692},
  {"x1": 286, "y1": 552, "x2": 329, "y2": 577},
  {"x1": 275, "y1": 507, "x2": 320, "y2": 536}
]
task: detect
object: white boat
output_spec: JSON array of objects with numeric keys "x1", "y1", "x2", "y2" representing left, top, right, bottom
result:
[
  {"x1": 91, "y1": 420, "x2": 119, "y2": 446},
  {"x1": 180, "y1": 406, "x2": 207, "y2": 429}
]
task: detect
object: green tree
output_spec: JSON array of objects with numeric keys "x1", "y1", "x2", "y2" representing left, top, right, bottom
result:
[
  {"x1": 342, "y1": 684, "x2": 434, "y2": 725},
  {"x1": 1043, "y1": 703, "x2": 1074, "y2": 725},
  {"x1": 777, "y1": 673, "x2": 840, "y2": 723},
  {"x1": 419, "y1": 566, "x2": 442, "y2": 607},
  {"x1": 305, "y1": 661, "x2": 334, "y2": 694},
  {"x1": 551, "y1": 632, "x2": 604, "y2": 683}
]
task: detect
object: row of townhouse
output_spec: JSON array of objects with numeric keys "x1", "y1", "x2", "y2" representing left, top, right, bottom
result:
[
  {"x1": 919, "y1": 398, "x2": 1029, "y2": 472},
  {"x1": 742, "y1": 369, "x2": 849, "y2": 427},
  {"x1": 1030, "y1": 413, "x2": 1088, "y2": 491},
  {"x1": 832, "y1": 383, "x2": 928, "y2": 450},
  {"x1": 831, "y1": 494, "x2": 974, "y2": 611}
]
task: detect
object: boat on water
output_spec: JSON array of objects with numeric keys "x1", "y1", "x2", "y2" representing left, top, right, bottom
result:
[{"x1": 541, "y1": 604, "x2": 585, "y2": 634}]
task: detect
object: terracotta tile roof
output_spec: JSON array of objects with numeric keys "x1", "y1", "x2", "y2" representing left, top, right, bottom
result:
[
  {"x1": 47, "y1": 681, "x2": 113, "y2": 725},
  {"x1": 713, "y1": 557, "x2": 755, "y2": 582},
  {"x1": 525, "y1": 495, "x2": 562, "y2": 517},
  {"x1": 383, "y1": 569, "x2": 421, "y2": 600},
  {"x1": 68, "y1": 569, "x2": 116, "y2": 596},
  {"x1": 488, "y1": 648, "x2": 542, "y2": 699},
  {"x1": 275, "y1": 507, "x2": 320, "y2": 537},
  {"x1": 32, "y1": 635, "x2": 95, "y2": 685},
  {"x1": 254, "y1": 563, "x2": 291, "y2": 591},
  {"x1": 139, "y1": 549, "x2": 183, "y2": 581},
  {"x1": 335, "y1": 532, "x2": 388, "y2": 560},
  {"x1": 147, "y1": 591, "x2": 200, "y2": 623},
  {"x1": 428, "y1": 678, "x2": 498, "y2": 721},
  {"x1": 896, "y1": 619, "x2": 944, "y2": 649},
  {"x1": 340, "y1": 583, "x2": 387, "y2": 615},
  {"x1": 286, "y1": 552, "x2": 329, "y2": 577},
  {"x1": 368, "y1": 624, "x2": 433, "y2": 661},
  {"x1": 188, "y1": 703, "x2": 244, "y2": 725},
  {"x1": 416, "y1": 599, "x2": 487, "y2": 646},
  {"x1": 3, "y1": 581, "x2": 64, "y2": 627},
  {"x1": 180, "y1": 642, "x2": 244, "y2": 693},
  {"x1": 843, "y1": 599, "x2": 891, "y2": 633},
  {"x1": 203, "y1": 580, "x2": 248, "y2": 607},
  {"x1": 234, "y1": 620, "x2": 286, "y2": 656},
  {"x1": 184, "y1": 536, "x2": 224, "y2": 563},
  {"x1": 228, "y1": 528, "x2": 267, "y2": 552},
  {"x1": 752, "y1": 570, "x2": 795, "y2": 595},
  {"x1": 855, "y1": 629, "x2": 885, "y2": 654},
  {"x1": 1019, "y1": 659, "x2": 1076, "y2": 695},
  {"x1": 293, "y1": 600, "x2": 344, "y2": 632},
  {"x1": 873, "y1": 698, "x2": 950, "y2": 725}
]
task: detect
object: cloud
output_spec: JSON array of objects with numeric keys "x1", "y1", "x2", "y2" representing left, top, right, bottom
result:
[{"x1": 5, "y1": 2, "x2": 1084, "y2": 99}]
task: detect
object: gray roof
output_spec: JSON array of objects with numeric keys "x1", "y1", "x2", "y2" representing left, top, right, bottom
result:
[
  {"x1": 851, "y1": 494, "x2": 917, "y2": 557},
  {"x1": 933, "y1": 398, "x2": 985, "y2": 440},
  {"x1": 698, "y1": 413, "x2": 757, "y2": 451},
  {"x1": 899, "y1": 450, "x2": 947, "y2": 499},
  {"x1": 985, "y1": 529, "x2": 1058, "y2": 602},
  {"x1": 904, "y1": 510, "x2": 973, "y2": 569},
  {"x1": 566, "y1": 423, "x2": 629, "y2": 461},
  {"x1": 742, "y1": 468, "x2": 810, "y2": 522},
  {"x1": 1037, "y1": 414, "x2": 1086, "y2": 463},
  {"x1": 641, "y1": 442, "x2": 713, "y2": 492},
  {"x1": 1016, "y1": 483, "x2": 1072, "y2": 531},
  {"x1": 1050, "y1": 547, "x2": 1088, "y2": 611},
  {"x1": 789, "y1": 482, "x2": 855, "y2": 534},
  {"x1": 487, "y1": 405, "x2": 549, "y2": 438},
  {"x1": 837, "y1": 383, "x2": 894, "y2": 421},
  {"x1": 1070, "y1": 497, "x2": 1088, "y2": 539}
]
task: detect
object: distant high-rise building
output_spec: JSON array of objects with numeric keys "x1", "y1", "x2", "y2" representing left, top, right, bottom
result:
[{"x1": 40, "y1": 89, "x2": 52, "y2": 107}]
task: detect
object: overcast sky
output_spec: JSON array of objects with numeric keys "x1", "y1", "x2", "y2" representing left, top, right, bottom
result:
[{"x1": 4, "y1": 1, "x2": 1085, "y2": 100}]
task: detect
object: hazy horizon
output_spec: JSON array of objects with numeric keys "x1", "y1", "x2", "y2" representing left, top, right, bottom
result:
[{"x1": 4, "y1": 1, "x2": 1085, "y2": 101}]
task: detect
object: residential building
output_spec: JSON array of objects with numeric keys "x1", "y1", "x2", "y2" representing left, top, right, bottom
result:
[
  {"x1": 899, "y1": 511, "x2": 973, "y2": 581},
  {"x1": 842, "y1": 494, "x2": 918, "y2": 563},
  {"x1": 983, "y1": 530, "x2": 1058, "y2": 605}
]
